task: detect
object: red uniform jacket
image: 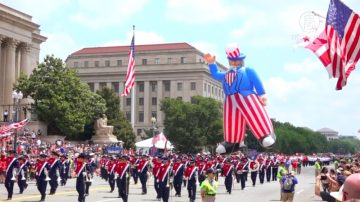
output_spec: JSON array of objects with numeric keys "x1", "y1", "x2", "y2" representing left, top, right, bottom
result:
[
  {"x1": 137, "y1": 159, "x2": 148, "y2": 173},
  {"x1": 157, "y1": 163, "x2": 171, "y2": 183},
  {"x1": 115, "y1": 162, "x2": 129, "y2": 179},
  {"x1": 222, "y1": 163, "x2": 233, "y2": 177}
]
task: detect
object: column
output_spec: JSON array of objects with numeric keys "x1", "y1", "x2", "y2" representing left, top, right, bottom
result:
[
  {"x1": 4, "y1": 39, "x2": 17, "y2": 106},
  {"x1": 0, "y1": 36, "x2": 4, "y2": 118},
  {"x1": 144, "y1": 81, "x2": 150, "y2": 125},
  {"x1": 119, "y1": 82, "x2": 124, "y2": 111},
  {"x1": 156, "y1": 80, "x2": 163, "y2": 128},
  {"x1": 20, "y1": 44, "x2": 31, "y2": 76}
]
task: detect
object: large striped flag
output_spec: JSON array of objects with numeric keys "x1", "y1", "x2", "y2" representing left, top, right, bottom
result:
[
  {"x1": 0, "y1": 119, "x2": 29, "y2": 134},
  {"x1": 304, "y1": 0, "x2": 360, "y2": 90},
  {"x1": 121, "y1": 35, "x2": 135, "y2": 96}
]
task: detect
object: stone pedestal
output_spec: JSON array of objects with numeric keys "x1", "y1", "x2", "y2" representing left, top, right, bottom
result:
[{"x1": 91, "y1": 134, "x2": 118, "y2": 144}]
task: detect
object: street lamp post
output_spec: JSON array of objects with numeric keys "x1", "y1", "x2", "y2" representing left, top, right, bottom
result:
[
  {"x1": 12, "y1": 90, "x2": 23, "y2": 151},
  {"x1": 151, "y1": 117, "x2": 157, "y2": 137}
]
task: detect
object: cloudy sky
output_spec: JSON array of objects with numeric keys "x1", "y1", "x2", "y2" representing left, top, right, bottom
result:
[{"x1": 3, "y1": 0, "x2": 360, "y2": 136}]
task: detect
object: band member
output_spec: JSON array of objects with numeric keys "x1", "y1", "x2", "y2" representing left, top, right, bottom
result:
[
  {"x1": 172, "y1": 157, "x2": 184, "y2": 197},
  {"x1": 48, "y1": 151, "x2": 61, "y2": 195},
  {"x1": 60, "y1": 154, "x2": 70, "y2": 186},
  {"x1": 265, "y1": 156, "x2": 272, "y2": 182},
  {"x1": 222, "y1": 159, "x2": 233, "y2": 194},
  {"x1": 130, "y1": 155, "x2": 139, "y2": 184},
  {"x1": 272, "y1": 157, "x2": 279, "y2": 181},
  {"x1": 249, "y1": 158, "x2": 259, "y2": 186},
  {"x1": 85, "y1": 153, "x2": 96, "y2": 196},
  {"x1": 115, "y1": 155, "x2": 130, "y2": 202},
  {"x1": 36, "y1": 154, "x2": 50, "y2": 202},
  {"x1": 258, "y1": 156, "x2": 265, "y2": 184},
  {"x1": 17, "y1": 156, "x2": 29, "y2": 194},
  {"x1": 158, "y1": 157, "x2": 173, "y2": 202},
  {"x1": 75, "y1": 153, "x2": 87, "y2": 202},
  {"x1": 4, "y1": 150, "x2": 19, "y2": 200},
  {"x1": 100, "y1": 155, "x2": 109, "y2": 181},
  {"x1": 152, "y1": 156, "x2": 162, "y2": 200},
  {"x1": 107, "y1": 156, "x2": 116, "y2": 192},
  {"x1": 184, "y1": 159, "x2": 197, "y2": 202},
  {"x1": 197, "y1": 157, "x2": 206, "y2": 186},
  {"x1": 138, "y1": 154, "x2": 149, "y2": 195},
  {"x1": 239, "y1": 156, "x2": 249, "y2": 190}
]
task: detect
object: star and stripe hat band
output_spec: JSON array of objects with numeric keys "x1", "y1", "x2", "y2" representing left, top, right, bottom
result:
[{"x1": 225, "y1": 45, "x2": 246, "y2": 61}]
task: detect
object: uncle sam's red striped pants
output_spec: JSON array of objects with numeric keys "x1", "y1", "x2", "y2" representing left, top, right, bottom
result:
[{"x1": 223, "y1": 93, "x2": 274, "y2": 143}]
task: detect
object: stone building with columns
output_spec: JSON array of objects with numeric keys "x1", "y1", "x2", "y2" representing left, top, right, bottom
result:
[
  {"x1": 0, "y1": 3, "x2": 46, "y2": 122},
  {"x1": 66, "y1": 43, "x2": 227, "y2": 138}
]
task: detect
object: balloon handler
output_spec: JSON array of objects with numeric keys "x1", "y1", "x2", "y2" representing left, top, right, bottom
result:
[{"x1": 203, "y1": 45, "x2": 276, "y2": 154}]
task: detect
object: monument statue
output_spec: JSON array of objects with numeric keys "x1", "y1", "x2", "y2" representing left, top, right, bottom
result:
[
  {"x1": 94, "y1": 114, "x2": 114, "y2": 136},
  {"x1": 92, "y1": 114, "x2": 118, "y2": 143}
]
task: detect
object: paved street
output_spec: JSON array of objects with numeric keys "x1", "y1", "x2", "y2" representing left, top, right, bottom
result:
[{"x1": 0, "y1": 165, "x2": 323, "y2": 202}]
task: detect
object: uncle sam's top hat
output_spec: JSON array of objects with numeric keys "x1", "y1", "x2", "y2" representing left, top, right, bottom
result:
[{"x1": 225, "y1": 45, "x2": 246, "y2": 61}]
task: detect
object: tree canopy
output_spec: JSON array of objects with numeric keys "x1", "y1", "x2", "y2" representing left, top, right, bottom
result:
[
  {"x1": 14, "y1": 55, "x2": 106, "y2": 139},
  {"x1": 96, "y1": 87, "x2": 136, "y2": 148},
  {"x1": 161, "y1": 96, "x2": 223, "y2": 153}
]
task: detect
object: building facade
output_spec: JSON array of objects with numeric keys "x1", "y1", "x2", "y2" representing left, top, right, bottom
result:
[
  {"x1": 0, "y1": 3, "x2": 46, "y2": 121},
  {"x1": 317, "y1": 128, "x2": 339, "y2": 141},
  {"x1": 66, "y1": 43, "x2": 227, "y2": 138}
]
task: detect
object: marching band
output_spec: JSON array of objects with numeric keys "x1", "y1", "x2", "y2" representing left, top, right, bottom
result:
[{"x1": 0, "y1": 150, "x2": 314, "y2": 202}]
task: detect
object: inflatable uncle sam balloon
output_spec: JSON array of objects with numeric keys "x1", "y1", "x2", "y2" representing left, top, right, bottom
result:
[{"x1": 203, "y1": 45, "x2": 276, "y2": 154}]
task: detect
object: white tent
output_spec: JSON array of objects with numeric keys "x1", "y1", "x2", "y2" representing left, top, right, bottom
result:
[{"x1": 135, "y1": 132, "x2": 173, "y2": 149}]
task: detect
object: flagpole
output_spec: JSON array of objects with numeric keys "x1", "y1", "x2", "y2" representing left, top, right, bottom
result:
[{"x1": 131, "y1": 25, "x2": 136, "y2": 130}]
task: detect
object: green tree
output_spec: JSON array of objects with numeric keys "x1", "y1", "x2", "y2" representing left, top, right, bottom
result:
[
  {"x1": 96, "y1": 87, "x2": 136, "y2": 148},
  {"x1": 161, "y1": 96, "x2": 223, "y2": 153},
  {"x1": 15, "y1": 55, "x2": 106, "y2": 139}
]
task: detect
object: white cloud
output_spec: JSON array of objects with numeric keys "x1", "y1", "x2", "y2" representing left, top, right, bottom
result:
[
  {"x1": 1, "y1": 0, "x2": 70, "y2": 22},
  {"x1": 190, "y1": 41, "x2": 217, "y2": 54},
  {"x1": 40, "y1": 32, "x2": 78, "y2": 61},
  {"x1": 166, "y1": 0, "x2": 246, "y2": 24},
  {"x1": 103, "y1": 31, "x2": 166, "y2": 46},
  {"x1": 71, "y1": 0, "x2": 149, "y2": 29},
  {"x1": 265, "y1": 77, "x2": 312, "y2": 102},
  {"x1": 283, "y1": 57, "x2": 321, "y2": 74}
]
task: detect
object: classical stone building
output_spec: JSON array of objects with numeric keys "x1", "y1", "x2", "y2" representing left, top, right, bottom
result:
[
  {"x1": 0, "y1": 3, "x2": 47, "y2": 121},
  {"x1": 66, "y1": 43, "x2": 227, "y2": 138},
  {"x1": 317, "y1": 128, "x2": 339, "y2": 141}
]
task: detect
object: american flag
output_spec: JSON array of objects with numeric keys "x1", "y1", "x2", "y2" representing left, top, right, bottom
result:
[
  {"x1": 121, "y1": 35, "x2": 135, "y2": 96},
  {"x1": 225, "y1": 71, "x2": 237, "y2": 86},
  {"x1": 305, "y1": 0, "x2": 360, "y2": 90},
  {"x1": 0, "y1": 119, "x2": 29, "y2": 134}
]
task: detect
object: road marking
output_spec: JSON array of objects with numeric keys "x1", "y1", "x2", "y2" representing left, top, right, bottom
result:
[
  {"x1": 296, "y1": 189, "x2": 304, "y2": 194},
  {"x1": 0, "y1": 186, "x2": 109, "y2": 202},
  {"x1": 96, "y1": 199, "x2": 117, "y2": 202}
]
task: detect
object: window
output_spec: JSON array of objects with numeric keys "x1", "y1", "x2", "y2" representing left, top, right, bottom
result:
[
  {"x1": 138, "y1": 82, "x2": 144, "y2": 92},
  {"x1": 139, "y1": 98, "x2": 144, "y2": 106},
  {"x1": 164, "y1": 81, "x2": 170, "y2": 91},
  {"x1": 152, "y1": 97, "x2": 157, "y2": 105},
  {"x1": 94, "y1": 61, "x2": 99, "y2": 67},
  {"x1": 84, "y1": 61, "x2": 89, "y2": 68},
  {"x1": 155, "y1": 58, "x2": 160, "y2": 64},
  {"x1": 138, "y1": 111, "x2": 144, "y2": 122},
  {"x1": 151, "y1": 111, "x2": 157, "y2": 119},
  {"x1": 126, "y1": 98, "x2": 131, "y2": 106},
  {"x1": 212, "y1": 86, "x2": 214, "y2": 94},
  {"x1": 167, "y1": 57, "x2": 172, "y2": 64},
  {"x1": 181, "y1": 57, "x2": 185, "y2": 64},
  {"x1": 177, "y1": 82, "x2": 183, "y2": 91},
  {"x1": 105, "y1": 60, "x2": 110, "y2": 67},
  {"x1": 88, "y1": 83, "x2": 94, "y2": 92},
  {"x1": 125, "y1": 111, "x2": 131, "y2": 121},
  {"x1": 177, "y1": 96, "x2": 183, "y2": 101},
  {"x1": 111, "y1": 82, "x2": 119, "y2": 93},
  {"x1": 137, "y1": 129, "x2": 142, "y2": 136},
  {"x1": 117, "y1": 60, "x2": 122, "y2": 67},
  {"x1": 215, "y1": 87, "x2": 217, "y2": 96},
  {"x1": 99, "y1": 82, "x2": 107, "y2": 90},
  {"x1": 142, "y1": 59, "x2": 147, "y2": 65},
  {"x1": 151, "y1": 81, "x2": 157, "y2": 92},
  {"x1": 74, "y1": 62, "x2": 79, "y2": 67},
  {"x1": 208, "y1": 84, "x2": 210, "y2": 93},
  {"x1": 191, "y1": 82, "x2": 196, "y2": 91},
  {"x1": 219, "y1": 89, "x2": 222, "y2": 96}
]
